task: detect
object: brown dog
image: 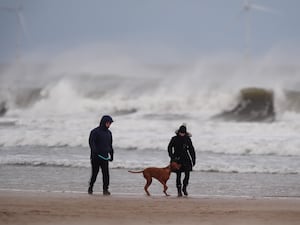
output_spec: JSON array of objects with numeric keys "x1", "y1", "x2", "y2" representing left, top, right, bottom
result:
[{"x1": 128, "y1": 162, "x2": 181, "y2": 196}]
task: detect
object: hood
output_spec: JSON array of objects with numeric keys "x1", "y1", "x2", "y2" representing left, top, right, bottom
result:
[{"x1": 99, "y1": 115, "x2": 114, "y2": 129}]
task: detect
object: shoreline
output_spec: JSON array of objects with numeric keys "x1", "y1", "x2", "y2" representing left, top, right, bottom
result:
[
  {"x1": 1, "y1": 188, "x2": 300, "y2": 200},
  {"x1": 2, "y1": 166, "x2": 300, "y2": 198},
  {"x1": 1, "y1": 190, "x2": 300, "y2": 225}
]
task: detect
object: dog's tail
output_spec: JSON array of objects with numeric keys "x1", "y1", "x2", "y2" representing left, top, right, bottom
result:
[{"x1": 128, "y1": 170, "x2": 144, "y2": 173}]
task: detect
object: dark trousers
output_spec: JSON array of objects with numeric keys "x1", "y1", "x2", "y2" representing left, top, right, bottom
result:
[
  {"x1": 176, "y1": 170, "x2": 190, "y2": 187},
  {"x1": 89, "y1": 157, "x2": 109, "y2": 190}
]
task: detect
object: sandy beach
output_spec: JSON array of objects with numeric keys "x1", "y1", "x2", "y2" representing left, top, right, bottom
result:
[{"x1": 0, "y1": 191, "x2": 299, "y2": 225}]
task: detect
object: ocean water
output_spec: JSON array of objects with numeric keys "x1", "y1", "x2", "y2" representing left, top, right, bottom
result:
[{"x1": 0, "y1": 55, "x2": 300, "y2": 197}]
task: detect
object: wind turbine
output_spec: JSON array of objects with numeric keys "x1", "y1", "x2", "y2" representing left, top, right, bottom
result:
[
  {"x1": 240, "y1": 0, "x2": 278, "y2": 59},
  {"x1": 0, "y1": 1, "x2": 27, "y2": 62}
]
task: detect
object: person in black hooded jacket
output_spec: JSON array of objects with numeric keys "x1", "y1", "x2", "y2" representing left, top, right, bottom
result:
[
  {"x1": 88, "y1": 115, "x2": 114, "y2": 195},
  {"x1": 168, "y1": 124, "x2": 196, "y2": 197}
]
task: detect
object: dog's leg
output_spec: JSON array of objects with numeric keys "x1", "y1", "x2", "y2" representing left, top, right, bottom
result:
[
  {"x1": 159, "y1": 180, "x2": 170, "y2": 196},
  {"x1": 144, "y1": 177, "x2": 152, "y2": 196},
  {"x1": 164, "y1": 185, "x2": 170, "y2": 196}
]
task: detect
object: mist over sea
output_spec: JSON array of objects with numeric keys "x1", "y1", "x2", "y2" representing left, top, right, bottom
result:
[{"x1": 0, "y1": 50, "x2": 300, "y2": 196}]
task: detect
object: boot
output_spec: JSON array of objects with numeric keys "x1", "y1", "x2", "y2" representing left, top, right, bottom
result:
[
  {"x1": 177, "y1": 185, "x2": 182, "y2": 197},
  {"x1": 88, "y1": 185, "x2": 93, "y2": 195},
  {"x1": 103, "y1": 189, "x2": 111, "y2": 196},
  {"x1": 182, "y1": 184, "x2": 188, "y2": 196}
]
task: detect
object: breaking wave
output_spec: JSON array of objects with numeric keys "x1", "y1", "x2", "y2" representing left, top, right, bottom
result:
[
  {"x1": 0, "y1": 53, "x2": 300, "y2": 119},
  {"x1": 1, "y1": 50, "x2": 300, "y2": 175},
  {"x1": 1, "y1": 155, "x2": 299, "y2": 175}
]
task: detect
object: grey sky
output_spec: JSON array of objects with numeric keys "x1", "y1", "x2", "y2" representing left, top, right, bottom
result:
[{"x1": 0, "y1": 0, "x2": 299, "y2": 63}]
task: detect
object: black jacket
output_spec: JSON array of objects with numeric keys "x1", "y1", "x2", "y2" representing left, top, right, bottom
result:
[
  {"x1": 168, "y1": 133, "x2": 196, "y2": 171},
  {"x1": 89, "y1": 117, "x2": 114, "y2": 160}
]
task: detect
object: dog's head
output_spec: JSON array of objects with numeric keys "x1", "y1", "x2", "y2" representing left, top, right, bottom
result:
[{"x1": 169, "y1": 161, "x2": 181, "y2": 171}]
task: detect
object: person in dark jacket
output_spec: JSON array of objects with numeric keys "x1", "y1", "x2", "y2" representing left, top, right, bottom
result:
[
  {"x1": 168, "y1": 124, "x2": 196, "y2": 197},
  {"x1": 88, "y1": 115, "x2": 114, "y2": 195}
]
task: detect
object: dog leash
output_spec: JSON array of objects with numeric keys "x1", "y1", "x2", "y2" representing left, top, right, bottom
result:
[{"x1": 98, "y1": 154, "x2": 110, "y2": 161}]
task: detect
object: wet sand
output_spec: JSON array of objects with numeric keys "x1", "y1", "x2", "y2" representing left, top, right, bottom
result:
[{"x1": 0, "y1": 190, "x2": 300, "y2": 225}]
